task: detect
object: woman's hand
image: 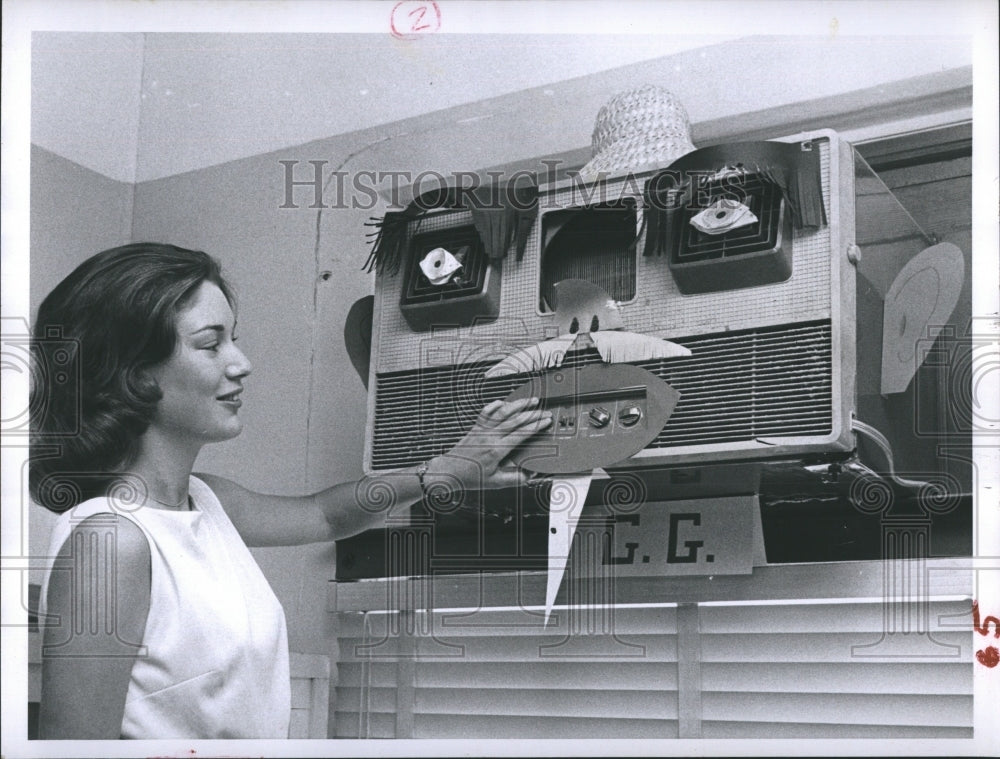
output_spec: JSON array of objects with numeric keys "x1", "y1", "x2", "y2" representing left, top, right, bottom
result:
[{"x1": 423, "y1": 397, "x2": 551, "y2": 501}]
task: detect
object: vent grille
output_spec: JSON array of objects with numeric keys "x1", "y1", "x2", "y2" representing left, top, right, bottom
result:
[
  {"x1": 370, "y1": 321, "x2": 833, "y2": 470},
  {"x1": 667, "y1": 173, "x2": 793, "y2": 295},
  {"x1": 674, "y1": 173, "x2": 784, "y2": 262},
  {"x1": 402, "y1": 223, "x2": 488, "y2": 304},
  {"x1": 539, "y1": 199, "x2": 637, "y2": 309}
]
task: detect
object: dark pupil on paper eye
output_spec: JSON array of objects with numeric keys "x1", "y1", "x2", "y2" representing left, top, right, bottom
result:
[
  {"x1": 569, "y1": 318, "x2": 579, "y2": 334},
  {"x1": 590, "y1": 316, "x2": 600, "y2": 332}
]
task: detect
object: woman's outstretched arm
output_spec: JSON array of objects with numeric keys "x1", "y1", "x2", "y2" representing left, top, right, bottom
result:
[{"x1": 201, "y1": 397, "x2": 551, "y2": 547}]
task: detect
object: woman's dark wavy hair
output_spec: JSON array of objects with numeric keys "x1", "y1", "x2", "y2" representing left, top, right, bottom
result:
[{"x1": 30, "y1": 243, "x2": 235, "y2": 513}]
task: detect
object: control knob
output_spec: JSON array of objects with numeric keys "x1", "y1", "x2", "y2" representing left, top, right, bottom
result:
[
  {"x1": 588, "y1": 406, "x2": 611, "y2": 428},
  {"x1": 618, "y1": 405, "x2": 643, "y2": 427}
]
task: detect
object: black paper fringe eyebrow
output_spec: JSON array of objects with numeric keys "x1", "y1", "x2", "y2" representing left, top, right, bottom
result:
[
  {"x1": 642, "y1": 140, "x2": 827, "y2": 258},
  {"x1": 363, "y1": 181, "x2": 539, "y2": 274}
]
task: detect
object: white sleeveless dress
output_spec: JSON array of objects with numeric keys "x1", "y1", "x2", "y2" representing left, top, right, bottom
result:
[{"x1": 38, "y1": 475, "x2": 291, "y2": 739}]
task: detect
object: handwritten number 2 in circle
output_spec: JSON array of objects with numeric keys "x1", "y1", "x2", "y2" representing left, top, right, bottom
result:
[
  {"x1": 390, "y1": 2, "x2": 441, "y2": 38},
  {"x1": 409, "y1": 5, "x2": 429, "y2": 31}
]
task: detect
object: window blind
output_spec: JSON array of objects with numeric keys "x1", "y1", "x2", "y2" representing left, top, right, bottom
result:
[
  {"x1": 332, "y1": 580, "x2": 972, "y2": 739},
  {"x1": 697, "y1": 599, "x2": 973, "y2": 738},
  {"x1": 335, "y1": 605, "x2": 680, "y2": 738}
]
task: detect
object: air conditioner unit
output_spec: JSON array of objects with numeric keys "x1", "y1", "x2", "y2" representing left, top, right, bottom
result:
[{"x1": 361, "y1": 129, "x2": 959, "y2": 494}]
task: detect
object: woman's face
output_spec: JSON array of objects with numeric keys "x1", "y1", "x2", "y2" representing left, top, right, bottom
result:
[{"x1": 147, "y1": 280, "x2": 252, "y2": 445}]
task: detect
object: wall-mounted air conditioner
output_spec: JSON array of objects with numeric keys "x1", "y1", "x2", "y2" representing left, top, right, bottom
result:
[{"x1": 361, "y1": 129, "x2": 962, "y2": 496}]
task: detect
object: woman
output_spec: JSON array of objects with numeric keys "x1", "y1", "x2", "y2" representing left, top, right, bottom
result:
[{"x1": 32, "y1": 243, "x2": 549, "y2": 739}]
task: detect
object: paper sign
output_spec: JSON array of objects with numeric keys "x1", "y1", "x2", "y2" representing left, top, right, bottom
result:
[
  {"x1": 542, "y1": 494, "x2": 756, "y2": 626},
  {"x1": 606, "y1": 496, "x2": 755, "y2": 577}
]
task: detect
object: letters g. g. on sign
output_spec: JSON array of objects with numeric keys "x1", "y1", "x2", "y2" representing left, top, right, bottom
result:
[{"x1": 605, "y1": 495, "x2": 756, "y2": 577}]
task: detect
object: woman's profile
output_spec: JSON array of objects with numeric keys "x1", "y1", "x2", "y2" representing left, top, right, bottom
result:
[{"x1": 32, "y1": 242, "x2": 550, "y2": 739}]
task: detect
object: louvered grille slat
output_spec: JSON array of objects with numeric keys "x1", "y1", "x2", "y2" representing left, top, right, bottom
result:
[{"x1": 371, "y1": 321, "x2": 833, "y2": 469}]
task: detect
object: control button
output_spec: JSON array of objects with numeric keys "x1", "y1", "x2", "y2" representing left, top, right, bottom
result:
[
  {"x1": 588, "y1": 406, "x2": 611, "y2": 428},
  {"x1": 556, "y1": 411, "x2": 577, "y2": 436},
  {"x1": 618, "y1": 405, "x2": 643, "y2": 427}
]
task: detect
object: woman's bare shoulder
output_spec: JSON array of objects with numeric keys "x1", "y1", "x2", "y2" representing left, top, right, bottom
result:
[
  {"x1": 55, "y1": 512, "x2": 151, "y2": 566},
  {"x1": 40, "y1": 513, "x2": 151, "y2": 739}
]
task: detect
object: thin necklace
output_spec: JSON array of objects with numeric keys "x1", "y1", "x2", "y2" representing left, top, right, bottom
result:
[{"x1": 146, "y1": 493, "x2": 192, "y2": 511}]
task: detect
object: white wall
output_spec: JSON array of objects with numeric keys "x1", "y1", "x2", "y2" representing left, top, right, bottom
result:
[
  {"x1": 31, "y1": 33, "x2": 144, "y2": 184},
  {"x1": 27, "y1": 145, "x2": 136, "y2": 582}
]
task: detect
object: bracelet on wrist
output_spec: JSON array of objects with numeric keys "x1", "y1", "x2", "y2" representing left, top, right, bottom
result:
[
  {"x1": 418, "y1": 457, "x2": 463, "y2": 509},
  {"x1": 416, "y1": 461, "x2": 430, "y2": 500}
]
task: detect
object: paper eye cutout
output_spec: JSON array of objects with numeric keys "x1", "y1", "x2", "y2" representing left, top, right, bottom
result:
[
  {"x1": 690, "y1": 199, "x2": 758, "y2": 235},
  {"x1": 419, "y1": 247, "x2": 463, "y2": 285}
]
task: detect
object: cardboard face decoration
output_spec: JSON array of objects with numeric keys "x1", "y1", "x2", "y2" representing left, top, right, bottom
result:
[
  {"x1": 550, "y1": 279, "x2": 626, "y2": 334},
  {"x1": 486, "y1": 280, "x2": 690, "y2": 379}
]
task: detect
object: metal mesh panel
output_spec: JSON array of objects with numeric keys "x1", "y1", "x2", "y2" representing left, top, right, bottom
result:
[
  {"x1": 370, "y1": 321, "x2": 832, "y2": 470},
  {"x1": 539, "y1": 200, "x2": 637, "y2": 308}
]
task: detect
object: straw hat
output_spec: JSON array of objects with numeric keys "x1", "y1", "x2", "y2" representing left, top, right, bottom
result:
[{"x1": 579, "y1": 84, "x2": 696, "y2": 179}]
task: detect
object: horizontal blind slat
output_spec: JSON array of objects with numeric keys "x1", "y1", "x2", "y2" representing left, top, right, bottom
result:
[
  {"x1": 702, "y1": 720, "x2": 973, "y2": 740},
  {"x1": 412, "y1": 661, "x2": 679, "y2": 690},
  {"x1": 335, "y1": 660, "x2": 682, "y2": 691},
  {"x1": 701, "y1": 661, "x2": 972, "y2": 695},
  {"x1": 339, "y1": 634, "x2": 678, "y2": 662},
  {"x1": 336, "y1": 608, "x2": 678, "y2": 638},
  {"x1": 413, "y1": 714, "x2": 679, "y2": 739},
  {"x1": 430, "y1": 605, "x2": 679, "y2": 634},
  {"x1": 700, "y1": 631, "x2": 971, "y2": 662},
  {"x1": 336, "y1": 661, "x2": 399, "y2": 688},
  {"x1": 701, "y1": 692, "x2": 973, "y2": 728},
  {"x1": 413, "y1": 687, "x2": 678, "y2": 719},
  {"x1": 698, "y1": 599, "x2": 972, "y2": 633}
]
